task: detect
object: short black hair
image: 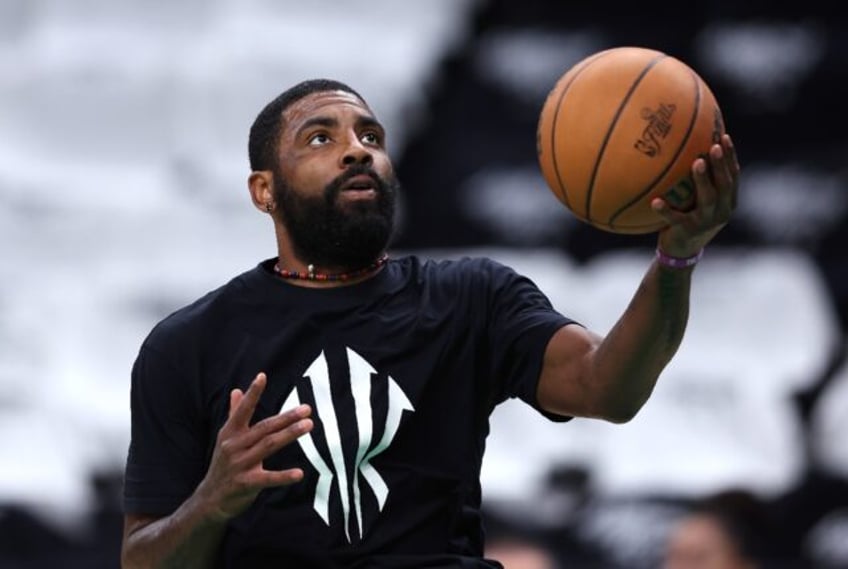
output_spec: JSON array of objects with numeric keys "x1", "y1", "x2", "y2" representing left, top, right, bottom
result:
[
  {"x1": 248, "y1": 79, "x2": 366, "y2": 172},
  {"x1": 693, "y1": 489, "x2": 776, "y2": 562}
]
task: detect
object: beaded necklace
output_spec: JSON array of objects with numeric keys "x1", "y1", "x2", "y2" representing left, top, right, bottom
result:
[{"x1": 273, "y1": 254, "x2": 389, "y2": 282}]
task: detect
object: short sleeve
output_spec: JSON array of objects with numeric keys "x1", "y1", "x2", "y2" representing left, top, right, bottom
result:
[
  {"x1": 123, "y1": 342, "x2": 207, "y2": 515},
  {"x1": 482, "y1": 260, "x2": 576, "y2": 420}
]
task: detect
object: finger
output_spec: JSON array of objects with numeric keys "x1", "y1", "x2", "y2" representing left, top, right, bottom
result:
[
  {"x1": 228, "y1": 389, "x2": 244, "y2": 420},
  {"x1": 229, "y1": 373, "x2": 267, "y2": 428},
  {"x1": 651, "y1": 197, "x2": 688, "y2": 227},
  {"x1": 722, "y1": 134, "x2": 740, "y2": 174},
  {"x1": 249, "y1": 467, "x2": 306, "y2": 489},
  {"x1": 240, "y1": 418, "x2": 314, "y2": 466},
  {"x1": 721, "y1": 134, "x2": 741, "y2": 210},
  {"x1": 242, "y1": 404, "x2": 312, "y2": 448},
  {"x1": 692, "y1": 154, "x2": 717, "y2": 209},
  {"x1": 706, "y1": 144, "x2": 732, "y2": 205}
]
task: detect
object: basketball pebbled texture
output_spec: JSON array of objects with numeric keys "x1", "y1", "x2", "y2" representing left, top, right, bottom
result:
[{"x1": 537, "y1": 46, "x2": 725, "y2": 234}]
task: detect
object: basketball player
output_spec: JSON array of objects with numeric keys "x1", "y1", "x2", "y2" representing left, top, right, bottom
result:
[{"x1": 120, "y1": 79, "x2": 739, "y2": 568}]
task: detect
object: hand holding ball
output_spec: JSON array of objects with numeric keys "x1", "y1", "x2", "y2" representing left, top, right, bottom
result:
[{"x1": 537, "y1": 46, "x2": 725, "y2": 234}]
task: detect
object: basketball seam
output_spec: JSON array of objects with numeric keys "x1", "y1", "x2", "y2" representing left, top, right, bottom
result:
[
  {"x1": 548, "y1": 49, "x2": 614, "y2": 213},
  {"x1": 584, "y1": 53, "x2": 667, "y2": 225},
  {"x1": 607, "y1": 68, "x2": 703, "y2": 229},
  {"x1": 593, "y1": 219, "x2": 666, "y2": 232}
]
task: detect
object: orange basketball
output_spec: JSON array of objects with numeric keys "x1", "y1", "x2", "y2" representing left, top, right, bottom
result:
[{"x1": 537, "y1": 46, "x2": 725, "y2": 234}]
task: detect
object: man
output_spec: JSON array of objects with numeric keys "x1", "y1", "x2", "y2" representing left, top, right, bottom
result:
[
  {"x1": 120, "y1": 79, "x2": 739, "y2": 568},
  {"x1": 663, "y1": 490, "x2": 772, "y2": 569}
]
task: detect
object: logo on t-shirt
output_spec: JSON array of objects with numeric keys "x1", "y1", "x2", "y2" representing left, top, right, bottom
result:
[{"x1": 280, "y1": 348, "x2": 414, "y2": 542}]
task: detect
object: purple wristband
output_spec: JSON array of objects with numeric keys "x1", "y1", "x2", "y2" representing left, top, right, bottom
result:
[{"x1": 655, "y1": 248, "x2": 703, "y2": 269}]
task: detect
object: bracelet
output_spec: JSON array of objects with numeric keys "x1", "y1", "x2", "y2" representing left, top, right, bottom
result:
[{"x1": 655, "y1": 247, "x2": 703, "y2": 269}]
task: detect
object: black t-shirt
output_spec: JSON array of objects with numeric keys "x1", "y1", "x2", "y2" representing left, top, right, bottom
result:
[{"x1": 124, "y1": 255, "x2": 574, "y2": 568}]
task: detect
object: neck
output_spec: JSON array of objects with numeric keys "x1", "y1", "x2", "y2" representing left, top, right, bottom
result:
[{"x1": 273, "y1": 254, "x2": 389, "y2": 287}]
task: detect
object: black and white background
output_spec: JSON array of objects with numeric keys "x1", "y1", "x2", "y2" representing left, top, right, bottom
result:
[{"x1": 1, "y1": 1, "x2": 846, "y2": 567}]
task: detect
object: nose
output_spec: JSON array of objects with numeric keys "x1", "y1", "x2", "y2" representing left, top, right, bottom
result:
[{"x1": 340, "y1": 137, "x2": 373, "y2": 167}]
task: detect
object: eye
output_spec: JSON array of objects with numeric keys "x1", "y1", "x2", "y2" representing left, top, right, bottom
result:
[
  {"x1": 308, "y1": 133, "x2": 330, "y2": 146},
  {"x1": 361, "y1": 131, "x2": 382, "y2": 145}
]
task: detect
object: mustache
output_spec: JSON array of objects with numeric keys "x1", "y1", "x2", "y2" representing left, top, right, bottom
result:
[{"x1": 325, "y1": 165, "x2": 388, "y2": 199}]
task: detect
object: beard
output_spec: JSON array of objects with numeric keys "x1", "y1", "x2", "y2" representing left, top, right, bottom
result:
[{"x1": 272, "y1": 164, "x2": 399, "y2": 270}]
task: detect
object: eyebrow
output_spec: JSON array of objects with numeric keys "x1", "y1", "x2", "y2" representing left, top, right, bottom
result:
[
  {"x1": 356, "y1": 115, "x2": 384, "y2": 133},
  {"x1": 295, "y1": 117, "x2": 337, "y2": 139}
]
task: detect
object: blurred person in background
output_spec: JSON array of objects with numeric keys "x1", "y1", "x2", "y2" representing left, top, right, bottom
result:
[
  {"x1": 119, "y1": 78, "x2": 739, "y2": 568},
  {"x1": 485, "y1": 539, "x2": 559, "y2": 569},
  {"x1": 663, "y1": 489, "x2": 778, "y2": 569}
]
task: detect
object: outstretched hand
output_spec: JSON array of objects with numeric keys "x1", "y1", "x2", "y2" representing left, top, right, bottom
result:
[
  {"x1": 195, "y1": 372, "x2": 313, "y2": 522},
  {"x1": 651, "y1": 133, "x2": 740, "y2": 258}
]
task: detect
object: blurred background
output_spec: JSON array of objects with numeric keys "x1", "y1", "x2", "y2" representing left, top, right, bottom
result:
[{"x1": 1, "y1": 1, "x2": 846, "y2": 567}]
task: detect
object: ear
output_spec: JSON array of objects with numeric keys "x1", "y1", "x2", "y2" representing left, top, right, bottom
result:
[{"x1": 248, "y1": 170, "x2": 275, "y2": 214}]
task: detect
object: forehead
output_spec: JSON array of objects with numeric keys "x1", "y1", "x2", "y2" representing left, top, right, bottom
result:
[
  {"x1": 282, "y1": 90, "x2": 374, "y2": 133},
  {"x1": 674, "y1": 515, "x2": 730, "y2": 546}
]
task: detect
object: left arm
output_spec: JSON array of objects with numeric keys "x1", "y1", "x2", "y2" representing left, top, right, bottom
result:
[{"x1": 537, "y1": 134, "x2": 740, "y2": 423}]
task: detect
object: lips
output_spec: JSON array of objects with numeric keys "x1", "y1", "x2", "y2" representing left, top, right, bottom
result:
[{"x1": 342, "y1": 174, "x2": 378, "y2": 191}]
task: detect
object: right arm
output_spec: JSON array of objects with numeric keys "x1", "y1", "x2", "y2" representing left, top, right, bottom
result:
[{"x1": 121, "y1": 373, "x2": 313, "y2": 569}]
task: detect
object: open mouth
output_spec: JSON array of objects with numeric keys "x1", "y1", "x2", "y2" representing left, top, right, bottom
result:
[{"x1": 342, "y1": 174, "x2": 378, "y2": 192}]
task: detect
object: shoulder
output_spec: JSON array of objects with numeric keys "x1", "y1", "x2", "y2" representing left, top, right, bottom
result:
[
  {"x1": 388, "y1": 255, "x2": 540, "y2": 313},
  {"x1": 141, "y1": 264, "x2": 264, "y2": 353},
  {"x1": 396, "y1": 254, "x2": 517, "y2": 285}
]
